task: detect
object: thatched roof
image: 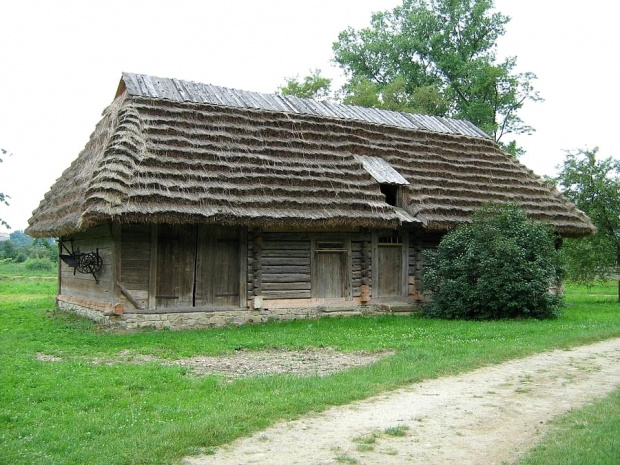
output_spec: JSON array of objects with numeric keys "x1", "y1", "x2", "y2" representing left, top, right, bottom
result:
[{"x1": 27, "y1": 73, "x2": 594, "y2": 238}]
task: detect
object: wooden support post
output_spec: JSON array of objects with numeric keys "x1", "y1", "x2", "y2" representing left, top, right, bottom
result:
[
  {"x1": 253, "y1": 233, "x2": 262, "y2": 296},
  {"x1": 401, "y1": 230, "x2": 409, "y2": 298},
  {"x1": 57, "y1": 238, "x2": 62, "y2": 297},
  {"x1": 148, "y1": 224, "x2": 158, "y2": 310},
  {"x1": 239, "y1": 227, "x2": 248, "y2": 308},
  {"x1": 110, "y1": 223, "x2": 121, "y2": 305}
]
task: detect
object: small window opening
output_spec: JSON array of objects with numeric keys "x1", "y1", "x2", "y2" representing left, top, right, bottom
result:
[
  {"x1": 378, "y1": 233, "x2": 402, "y2": 245},
  {"x1": 316, "y1": 241, "x2": 346, "y2": 251},
  {"x1": 380, "y1": 184, "x2": 398, "y2": 206}
]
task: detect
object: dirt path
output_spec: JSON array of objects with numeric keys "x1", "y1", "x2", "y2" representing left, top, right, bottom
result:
[{"x1": 183, "y1": 338, "x2": 620, "y2": 465}]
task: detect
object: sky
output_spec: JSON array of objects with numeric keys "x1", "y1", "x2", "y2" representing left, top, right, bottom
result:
[{"x1": 0, "y1": 0, "x2": 618, "y2": 233}]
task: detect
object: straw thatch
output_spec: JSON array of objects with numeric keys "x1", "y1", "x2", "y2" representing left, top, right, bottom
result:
[{"x1": 26, "y1": 73, "x2": 594, "y2": 238}]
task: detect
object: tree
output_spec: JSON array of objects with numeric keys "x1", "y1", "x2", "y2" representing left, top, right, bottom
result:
[
  {"x1": 278, "y1": 69, "x2": 333, "y2": 100},
  {"x1": 0, "y1": 231, "x2": 57, "y2": 264},
  {"x1": 0, "y1": 148, "x2": 10, "y2": 229},
  {"x1": 554, "y1": 148, "x2": 620, "y2": 285},
  {"x1": 332, "y1": 0, "x2": 541, "y2": 153},
  {"x1": 423, "y1": 204, "x2": 563, "y2": 319}
]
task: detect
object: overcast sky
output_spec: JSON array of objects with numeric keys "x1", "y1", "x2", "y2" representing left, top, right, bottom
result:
[{"x1": 0, "y1": 0, "x2": 617, "y2": 233}]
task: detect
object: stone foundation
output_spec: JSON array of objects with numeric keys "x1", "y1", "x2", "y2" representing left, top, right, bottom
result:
[{"x1": 57, "y1": 298, "x2": 420, "y2": 330}]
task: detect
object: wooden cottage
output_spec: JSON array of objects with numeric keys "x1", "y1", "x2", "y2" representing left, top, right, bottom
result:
[{"x1": 26, "y1": 72, "x2": 594, "y2": 329}]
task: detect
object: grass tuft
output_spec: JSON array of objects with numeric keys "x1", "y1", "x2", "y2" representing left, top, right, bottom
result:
[{"x1": 384, "y1": 425, "x2": 410, "y2": 437}]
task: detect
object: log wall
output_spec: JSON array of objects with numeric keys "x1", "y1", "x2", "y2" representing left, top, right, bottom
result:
[
  {"x1": 57, "y1": 224, "x2": 432, "y2": 326},
  {"x1": 409, "y1": 229, "x2": 443, "y2": 298},
  {"x1": 260, "y1": 232, "x2": 312, "y2": 300},
  {"x1": 120, "y1": 224, "x2": 151, "y2": 309},
  {"x1": 59, "y1": 224, "x2": 114, "y2": 303},
  {"x1": 248, "y1": 231, "x2": 373, "y2": 303}
]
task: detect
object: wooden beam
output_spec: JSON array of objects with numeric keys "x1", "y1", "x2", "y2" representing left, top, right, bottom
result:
[
  {"x1": 401, "y1": 230, "x2": 409, "y2": 298},
  {"x1": 148, "y1": 224, "x2": 158, "y2": 310},
  {"x1": 116, "y1": 281, "x2": 143, "y2": 310},
  {"x1": 110, "y1": 223, "x2": 122, "y2": 305},
  {"x1": 239, "y1": 227, "x2": 248, "y2": 308}
]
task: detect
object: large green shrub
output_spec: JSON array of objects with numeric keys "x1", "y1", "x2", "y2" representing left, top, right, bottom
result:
[
  {"x1": 423, "y1": 204, "x2": 564, "y2": 319},
  {"x1": 24, "y1": 257, "x2": 55, "y2": 272}
]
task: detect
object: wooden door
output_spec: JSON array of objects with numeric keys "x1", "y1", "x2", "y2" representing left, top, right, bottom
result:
[
  {"x1": 155, "y1": 225, "x2": 196, "y2": 308},
  {"x1": 377, "y1": 244, "x2": 403, "y2": 297},
  {"x1": 313, "y1": 240, "x2": 350, "y2": 299},
  {"x1": 195, "y1": 226, "x2": 241, "y2": 306}
]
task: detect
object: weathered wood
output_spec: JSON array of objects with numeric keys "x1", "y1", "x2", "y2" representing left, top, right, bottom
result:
[
  {"x1": 262, "y1": 282, "x2": 311, "y2": 291},
  {"x1": 63, "y1": 224, "x2": 111, "y2": 242},
  {"x1": 401, "y1": 230, "x2": 409, "y2": 297},
  {"x1": 239, "y1": 228, "x2": 248, "y2": 308},
  {"x1": 376, "y1": 235, "x2": 405, "y2": 298},
  {"x1": 116, "y1": 280, "x2": 143, "y2": 310},
  {"x1": 111, "y1": 223, "x2": 121, "y2": 305},
  {"x1": 60, "y1": 275, "x2": 111, "y2": 301},
  {"x1": 148, "y1": 224, "x2": 157, "y2": 310},
  {"x1": 261, "y1": 290, "x2": 311, "y2": 299},
  {"x1": 195, "y1": 225, "x2": 241, "y2": 307},
  {"x1": 361, "y1": 238, "x2": 371, "y2": 286},
  {"x1": 253, "y1": 233, "x2": 263, "y2": 296},
  {"x1": 314, "y1": 251, "x2": 346, "y2": 298},
  {"x1": 59, "y1": 229, "x2": 114, "y2": 302},
  {"x1": 156, "y1": 224, "x2": 195, "y2": 308},
  {"x1": 119, "y1": 246, "x2": 150, "y2": 259},
  {"x1": 261, "y1": 265, "x2": 310, "y2": 274},
  {"x1": 262, "y1": 233, "x2": 313, "y2": 242},
  {"x1": 57, "y1": 241, "x2": 62, "y2": 296},
  {"x1": 262, "y1": 241, "x2": 310, "y2": 250},
  {"x1": 261, "y1": 257, "x2": 310, "y2": 266},
  {"x1": 262, "y1": 249, "x2": 310, "y2": 258},
  {"x1": 121, "y1": 267, "x2": 149, "y2": 285},
  {"x1": 262, "y1": 273, "x2": 311, "y2": 283}
]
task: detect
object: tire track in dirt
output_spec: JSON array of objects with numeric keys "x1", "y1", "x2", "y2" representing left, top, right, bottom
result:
[{"x1": 184, "y1": 338, "x2": 620, "y2": 465}]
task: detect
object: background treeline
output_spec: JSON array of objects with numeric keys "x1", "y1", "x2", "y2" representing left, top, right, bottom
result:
[{"x1": 0, "y1": 230, "x2": 57, "y2": 272}]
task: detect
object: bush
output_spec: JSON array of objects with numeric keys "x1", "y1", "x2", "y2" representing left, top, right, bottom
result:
[
  {"x1": 24, "y1": 258, "x2": 55, "y2": 272},
  {"x1": 423, "y1": 204, "x2": 564, "y2": 320}
]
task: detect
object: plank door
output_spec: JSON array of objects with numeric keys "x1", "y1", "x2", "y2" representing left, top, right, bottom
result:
[
  {"x1": 313, "y1": 240, "x2": 349, "y2": 299},
  {"x1": 375, "y1": 233, "x2": 407, "y2": 298},
  {"x1": 377, "y1": 245, "x2": 402, "y2": 297},
  {"x1": 155, "y1": 225, "x2": 196, "y2": 308},
  {"x1": 195, "y1": 226, "x2": 241, "y2": 306}
]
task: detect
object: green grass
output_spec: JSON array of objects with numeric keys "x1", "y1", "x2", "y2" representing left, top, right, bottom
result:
[
  {"x1": 1, "y1": 278, "x2": 619, "y2": 464},
  {"x1": 384, "y1": 425, "x2": 409, "y2": 437},
  {"x1": 518, "y1": 387, "x2": 620, "y2": 465},
  {"x1": 0, "y1": 260, "x2": 57, "y2": 277}
]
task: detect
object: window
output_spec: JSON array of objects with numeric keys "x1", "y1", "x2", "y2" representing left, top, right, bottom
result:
[
  {"x1": 380, "y1": 184, "x2": 399, "y2": 207},
  {"x1": 378, "y1": 233, "x2": 402, "y2": 245},
  {"x1": 316, "y1": 241, "x2": 346, "y2": 251}
]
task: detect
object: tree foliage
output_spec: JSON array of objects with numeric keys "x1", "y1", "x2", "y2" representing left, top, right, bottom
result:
[
  {"x1": 554, "y1": 148, "x2": 620, "y2": 282},
  {"x1": 278, "y1": 69, "x2": 333, "y2": 100},
  {"x1": 0, "y1": 148, "x2": 10, "y2": 229},
  {"x1": 332, "y1": 0, "x2": 541, "y2": 151},
  {"x1": 0, "y1": 231, "x2": 57, "y2": 264},
  {"x1": 423, "y1": 204, "x2": 563, "y2": 320}
]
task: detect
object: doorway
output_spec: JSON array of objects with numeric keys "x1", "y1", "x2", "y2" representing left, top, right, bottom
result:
[
  {"x1": 374, "y1": 232, "x2": 408, "y2": 298},
  {"x1": 312, "y1": 240, "x2": 351, "y2": 299},
  {"x1": 155, "y1": 225, "x2": 243, "y2": 308}
]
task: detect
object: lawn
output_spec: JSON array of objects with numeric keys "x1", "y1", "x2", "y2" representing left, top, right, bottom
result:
[
  {"x1": 519, "y1": 386, "x2": 620, "y2": 465},
  {"x1": 1, "y1": 276, "x2": 619, "y2": 464}
]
